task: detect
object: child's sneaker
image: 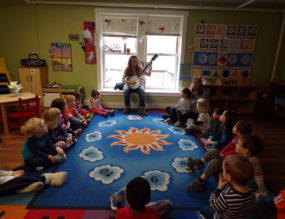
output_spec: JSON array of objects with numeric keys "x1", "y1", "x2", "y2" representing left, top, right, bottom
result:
[
  {"x1": 174, "y1": 121, "x2": 182, "y2": 127},
  {"x1": 164, "y1": 118, "x2": 172, "y2": 123},
  {"x1": 186, "y1": 178, "x2": 205, "y2": 192},
  {"x1": 43, "y1": 172, "x2": 67, "y2": 186},
  {"x1": 110, "y1": 194, "x2": 121, "y2": 211},
  {"x1": 187, "y1": 157, "x2": 204, "y2": 170}
]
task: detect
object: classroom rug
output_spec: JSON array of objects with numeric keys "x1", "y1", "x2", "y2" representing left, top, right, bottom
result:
[{"x1": 29, "y1": 110, "x2": 216, "y2": 213}]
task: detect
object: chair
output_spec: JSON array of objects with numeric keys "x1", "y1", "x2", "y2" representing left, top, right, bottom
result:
[{"x1": 6, "y1": 95, "x2": 40, "y2": 129}]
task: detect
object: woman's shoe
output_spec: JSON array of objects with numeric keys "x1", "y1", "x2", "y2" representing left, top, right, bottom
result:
[{"x1": 122, "y1": 108, "x2": 130, "y2": 114}]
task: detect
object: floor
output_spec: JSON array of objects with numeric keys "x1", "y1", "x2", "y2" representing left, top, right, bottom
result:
[{"x1": 0, "y1": 113, "x2": 284, "y2": 193}]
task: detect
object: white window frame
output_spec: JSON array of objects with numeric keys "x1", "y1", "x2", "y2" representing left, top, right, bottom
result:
[{"x1": 95, "y1": 8, "x2": 188, "y2": 95}]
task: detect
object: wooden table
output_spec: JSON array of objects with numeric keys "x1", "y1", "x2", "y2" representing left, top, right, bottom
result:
[{"x1": 0, "y1": 92, "x2": 40, "y2": 135}]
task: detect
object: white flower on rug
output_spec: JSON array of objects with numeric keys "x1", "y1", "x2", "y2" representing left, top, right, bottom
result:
[
  {"x1": 151, "y1": 118, "x2": 165, "y2": 124},
  {"x1": 142, "y1": 170, "x2": 170, "y2": 191},
  {"x1": 126, "y1": 115, "x2": 143, "y2": 120},
  {"x1": 85, "y1": 131, "x2": 102, "y2": 142},
  {"x1": 89, "y1": 165, "x2": 124, "y2": 184},
  {"x1": 172, "y1": 157, "x2": 192, "y2": 173},
  {"x1": 178, "y1": 139, "x2": 198, "y2": 151},
  {"x1": 168, "y1": 126, "x2": 186, "y2": 135},
  {"x1": 79, "y1": 147, "x2": 103, "y2": 162},
  {"x1": 98, "y1": 120, "x2": 117, "y2": 127}
]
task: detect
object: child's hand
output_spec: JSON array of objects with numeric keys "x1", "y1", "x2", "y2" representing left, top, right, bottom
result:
[
  {"x1": 66, "y1": 137, "x2": 73, "y2": 144},
  {"x1": 206, "y1": 139, "x2": 213, "y2": 145},
  {"x1": 48, "y1": 155, "x2": 57, "y2": 163},
  {"x1": 176, "y1": 105, "x2": 181, "y2": 109},
  {"x1": 13, "y1": 170, "x2": 25, "y2": 177},
  {"x1": 56, "y1": 147, "x2": 65, "y2": 156},
  {"x1": 218, "y1": 174, "x2": 227, "y2": 190},
  {"x1": 55, "y1": 141, "x2": 66, "y2": 148},
  {"x1": 83, "y1": 120, "x2": 87, "y2": 126},
  {"x1": 255, "y1": 193, "x2": 261, "y2": 200}
]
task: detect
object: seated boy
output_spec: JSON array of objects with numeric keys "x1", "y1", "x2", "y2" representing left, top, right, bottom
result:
[{"x1": 200, "y1": 154, "x2": 256, "y2": 219}]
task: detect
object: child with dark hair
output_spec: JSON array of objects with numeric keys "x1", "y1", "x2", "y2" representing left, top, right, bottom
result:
[
  {"x1": 73, "y1": 93, "x2": 91, "y2": 119},
  {"x1": 186, "y1": 120, "x2": 253, "y2": 192},
  {"x1": 202, "y1": 107, "x2": 224, "y2": 139},
  {"x1": 110, "y1": 177, "x2": 173, "y2": 219},
  {"x1": 89, "y1": 89, "x2": 114, "y2": 117},
  {"x1": 164, "y1": 87, "x2": 192, "y2": 127},
  {"x1": 236, "y1": 134, "x2": 268, "y2": 195},
  {"x1": 200, "y1": 154, "x2": 256, "y2": 219},
  {"x1": 203, "y1": 110, "x2": 238, "y2": 151}
]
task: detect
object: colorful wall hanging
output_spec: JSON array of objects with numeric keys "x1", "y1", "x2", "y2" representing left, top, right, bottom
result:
[
  {"x1": 82, "y1": 21, "x2": 96, "y2": 64},
  {"x1": 190, "y1": 23, "x2": 258, "y2": 85},
  {"x1": 50, "y1": 43, "x2": 72, "y2": 71}
]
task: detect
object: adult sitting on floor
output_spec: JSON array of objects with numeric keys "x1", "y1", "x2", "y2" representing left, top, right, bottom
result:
[{"x1": 121, "y1": 55, "x2": 152, "y2": 116}]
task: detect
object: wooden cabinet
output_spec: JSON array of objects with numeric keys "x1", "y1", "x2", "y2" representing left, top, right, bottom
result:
[
  {"x1": 18, "y1": 67, "x2": 48, "y2": 96},
  {"x1": 270, "y1": 83, "x2": 285, "y2": 118},
  {"x1": 204, "y1": 85, "x2": 257, "y2": 114}
]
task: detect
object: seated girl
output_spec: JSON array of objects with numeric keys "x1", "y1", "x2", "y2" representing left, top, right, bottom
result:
[{"x1": 89, "y1": 90, "x2": 114, "y2": 117}]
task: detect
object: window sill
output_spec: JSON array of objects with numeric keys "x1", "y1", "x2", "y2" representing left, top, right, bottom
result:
[{"x1": 100, "y1": 89, "x2": 180, "y2": 97}]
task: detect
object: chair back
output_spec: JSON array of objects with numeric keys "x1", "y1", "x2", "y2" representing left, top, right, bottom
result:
[{"x1": 18, "y1": 95, "x2": 40, "y2": 124}]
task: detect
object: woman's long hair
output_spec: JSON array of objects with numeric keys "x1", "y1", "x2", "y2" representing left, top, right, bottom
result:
[{"x1": 125, "y1": 56, "x2": 141, "y2": 78}]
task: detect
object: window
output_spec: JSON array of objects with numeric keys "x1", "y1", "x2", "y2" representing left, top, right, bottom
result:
[{"x1": 96, "y1": 9, "x2": 188, "y2": 93}]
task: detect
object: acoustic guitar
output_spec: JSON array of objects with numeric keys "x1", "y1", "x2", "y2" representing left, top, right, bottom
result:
[{"x1": 128, "y1": 54, "x2": 158, "y2": 89}]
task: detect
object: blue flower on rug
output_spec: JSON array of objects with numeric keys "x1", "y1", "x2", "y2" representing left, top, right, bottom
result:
[
  {"x1": 108, "y1": 127, "x2": 173, "y2": 154},
  {"x1": 126, "y1": 115, "x2": 143, "y2": 120},
  {"x1": 143, "y1": 170, "x2": 170, "y2": 191},
  {"x1": 89, "y1": 165, "x2": 124, "y2": 184},
  {"x1": 178, "y1": 139, "x2": 198, "y2": 151},
  {"x1": 85, "y1": 131, "x2": 102, "y2": 142},
  {"x1": 98, "y1": 120, "x2": 117, "y2": 127},
  {"x1": 151, "y1": 118, "x2": 164, "y2": 124},
  {"x1": 172, "y1": 157, "x2": 191, "y2": 173},
  {"x1": 79, "y1": 147, "x2": 103, "y2": 162},
  {"x1": 168, "y1": 126, "x2": 186, "y2": 135}
]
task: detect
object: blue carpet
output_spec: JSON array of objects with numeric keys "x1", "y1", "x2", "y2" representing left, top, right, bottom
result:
[{"x1": 30, "y1": 111, "x2": 216, "y2": 211}]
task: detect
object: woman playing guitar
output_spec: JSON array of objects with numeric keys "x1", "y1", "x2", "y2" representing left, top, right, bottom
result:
[{"x1": 122, "y1": 55, "x2": 156, "y2": 116}]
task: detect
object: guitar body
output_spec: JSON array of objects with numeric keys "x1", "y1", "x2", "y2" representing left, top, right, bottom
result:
[{"x1": 128, "y1": 75, "x2": 141, "y2": 89}]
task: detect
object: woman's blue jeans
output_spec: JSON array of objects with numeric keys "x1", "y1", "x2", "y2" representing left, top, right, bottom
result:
[{"x1": 123, "y1": 85, "x2": 145, "y2": 108}]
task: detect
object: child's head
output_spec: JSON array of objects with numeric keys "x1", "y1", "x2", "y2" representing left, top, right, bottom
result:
[
  {"x1": 65, "y1": 95, "x2": 76, "y2": 107},
  {"x1": 73, "y1": 93, "x2": 83, "y2": 105},
  {"x1": 126, "y1": 177, "x2": 151, "y2": 212},
  {"x1": 223, "y1": 154, "x2": 254, "y2": 186},
  {"x1": 220, "y1": 110, "x2": 238, "y2": 132},
  {"x1": 233, "y1": 120, "x2": 253, "y2": 136},
  {"x1": 21, "y1": 117, "x2": 47, "y2": 138},
  {"x1": 212, "y1": 107, "x2": 224, "y2": 119},
  {"x1": 236, "y1": 134, "x2": 264, "y2": 157},
  {"x1": 51, "y1": 98, "x2": 66, "y2": 114},
  {"x1": 196, "y1": 98, "x2": 209, "y2": 113},
  {"x1": 91, "y1": 89, "x2": 100, "y2": 99},
  {"x1": 44, "y1": 108, "x2": 61, "y2": 129}
]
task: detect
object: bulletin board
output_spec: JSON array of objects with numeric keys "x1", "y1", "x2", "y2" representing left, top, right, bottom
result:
[{"x1": 185, "y1": 24, "x2": 257, "y2": 85}]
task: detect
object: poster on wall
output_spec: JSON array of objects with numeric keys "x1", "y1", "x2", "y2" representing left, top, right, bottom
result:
[
  {"x1": 190, "y1": 23, "x2": 258, "y2": 84},
  {"x1": 51, "y1": 43, "x2": 72, "y2": 71}
]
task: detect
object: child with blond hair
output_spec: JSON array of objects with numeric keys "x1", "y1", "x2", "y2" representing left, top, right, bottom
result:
[
  {"x1": 185, "y1": 98, "x2": 210, "y2": 136},
  {"x1": 64, "y1": 95, "x2": 87, "y2": 130},
  {"x1": 44, "y1": 108, "x2": 74, "y2": 149},
  {"x1": 89, "y1": 90, "x2": 114, "y2": 117},
  {"x1": 21, "y1": 118, "x2": 66, "y2": 171}
]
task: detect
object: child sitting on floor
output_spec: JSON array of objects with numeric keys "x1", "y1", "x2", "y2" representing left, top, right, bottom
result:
[
  {"x1": 186, "y1": 120, "x2": 253, "y2": 192},
  {"x1": 21, "y1": 118, "x2": 66, "y2": 171},
  {"x1": 164, "y1": 87, "x2": 192, "y2": 126},
  {"x1": 0, "y1": 168, "x2": 67, "y2": 196},
  {"x1": 44, "y1": 108, "x2": 74, "y2": 149},
  {"x1": 203, "y1": 110, "x2": 237, "y2": 151},
  {"x1": 185, "y1": 98, "x2": 210, "y2": 137},
  {"x1": 111, "y1": 177, "x2": 173, "y2": 219},
  {"x1": 89, "y1": 89, "x2": 114, "y2": 117},
  {"x1": 64, "y1": 95, "x2": 87, "y2": 130},
  {"x1": 200, "y1": 154, "x2": 256, "y2": 219},
  {"x1": 73, "y1": 93, "x2": 91, "y2": 120},
  {"x1": 202, "y1": 107, "x2": 224, "y2": 139}
]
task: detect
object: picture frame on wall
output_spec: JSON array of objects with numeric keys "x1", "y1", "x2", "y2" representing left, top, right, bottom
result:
[{"x1": 50, "y1": 43, "x2": 72, "y2": 71}]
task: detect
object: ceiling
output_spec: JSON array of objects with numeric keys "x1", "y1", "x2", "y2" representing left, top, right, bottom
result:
[{"x1": 1, "y1": 0, "x2": 285, "y2": 10}]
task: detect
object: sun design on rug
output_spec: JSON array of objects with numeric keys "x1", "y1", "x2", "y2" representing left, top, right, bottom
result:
[{"x1": 107, "y1": 127, "x2": 173, "y2": 154}]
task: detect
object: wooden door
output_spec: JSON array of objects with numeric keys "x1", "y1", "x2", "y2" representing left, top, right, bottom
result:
[{"x1": 18, "y1": 68, "x2": 31, "y2": 92}]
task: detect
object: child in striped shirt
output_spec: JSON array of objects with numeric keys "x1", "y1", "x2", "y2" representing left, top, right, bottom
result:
[{"x1": 200, "y1": 154, "x2": 256, "y2": 219}]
